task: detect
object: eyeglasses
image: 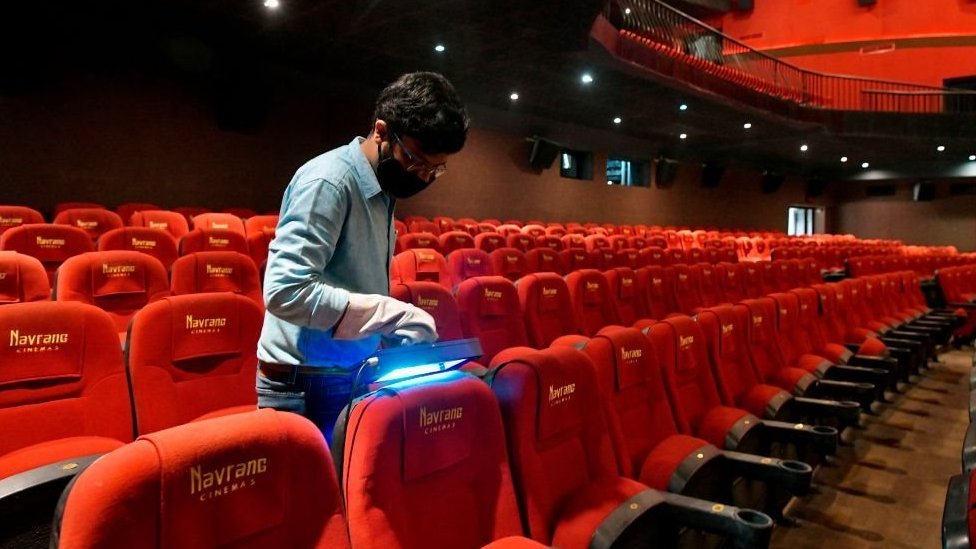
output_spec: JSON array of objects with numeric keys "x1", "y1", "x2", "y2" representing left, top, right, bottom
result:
[{"x1": 394, "y1": 133, "x2": 447, "y2": 182}]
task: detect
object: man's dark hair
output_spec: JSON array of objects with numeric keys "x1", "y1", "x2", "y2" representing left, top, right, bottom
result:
[{"x1": 373, "y1": 72, "x2": 469, "y2": 155}]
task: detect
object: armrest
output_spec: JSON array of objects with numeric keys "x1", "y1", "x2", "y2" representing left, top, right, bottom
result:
[
  {"x1": 0, "y1": 454, "x2": 101, "y2": 510},
  {"x1": 721, "y1": 450, "x2": 812, "y2": 496},
  {"x1": 820, "y1": 364, "x2": 889, "y2": 388},
  {"x1": 846, "y1": 354, "x2": 898, "y2": 374},
  {"x1": 792, "y1": 396, "x2": 861, "y2": 423},
  {"x1": 964, "y1": 422, "x2": 976, "y2": 474},
  {"x1": 812, "y1": 379, "x2": 876, "y2": 410},
  {"x1": 760, "y1": 419, "x2": 838, "y2": 456},
  {"x1": 943, "y1": 474, "x2": 970, "y2": 549},
  {"x1": 948, "y1": 302, "x2": 976, "y2": 309},
  {"x1": 590, "y1": 489, "x2": 774, "y2": 549}
]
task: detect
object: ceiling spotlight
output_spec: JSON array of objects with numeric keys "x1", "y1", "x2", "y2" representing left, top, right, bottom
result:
[
  {"x1": 625, "y1": 7, "x2": 632, "y2": 14},
  {"x1": 679, "y1": 133, "x2": 688, "y2": 140},
  {"x1": 861, "y1": 162, "x2": 870, "y2": 169},
  {"x1": 263, "y1": 0, "x2": 279, "y2": 8},
  {"x1": 509, "y1": 92, "x2": 519, "y2": 101},
  {"x1": 581, "y1": 73, "x2": 594, "y2": 84},
  {"x1": 800, "y1": 144, "x2": 808, "y2": 152},
  {"x1": 743, "y1": 122, "x2": 752, "y2": 129},
  {"x1": 840, "y1": 156, "x2": 848, "y2": 163},
  {"x1": 434, "y1": 44, "x2": 446, "y2": 53},
  {"x1": 679, "y1": 104, "x2": 688, "y2": 111},
  {"x1": 970, "y1": 154, "x2": 976, "y2": 161},
  {"x1": 613, "y1": 117, "x2": 622, "y2": 124},
  {"x1": 937, "y1": 145, "x2": 946, "y2": 152}
]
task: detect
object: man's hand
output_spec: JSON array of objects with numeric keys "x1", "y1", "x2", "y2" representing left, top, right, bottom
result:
[{"x1": 333, "y1": 293, "x2": 437, "y2": 345}]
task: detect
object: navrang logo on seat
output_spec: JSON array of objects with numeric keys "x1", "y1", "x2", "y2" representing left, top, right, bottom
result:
[
  {"x1": 75, "y1": 220, "x2": 99, "y2": 229},
  {"x1": 185, "y1": 314, "x2": 228, "y2": 335},
  {"x1": 620, "y1": 347, "x2": 642, "y2": 363},
  {"x1": 36, "y1": 236, "x2": 65, "y2": 249},
  {"x1": 9, "y1": 329, "x2": 69, "y2": 353},
  {"x1": 585, "y1": 281, "x2": 600, "y2": 292},
  {"x1": 211, "y1": 222, "x2": 230, "y2": 230},
  {"x1": 419, "y1": 405, "x2": 463, "y2": 434},
  {"x1": 148, "y1": 221, "x2": 169, "y2": 230},
  {"x1": 722, "y1": 323, "x2": 734, "y2": 336},
  {"x1": 102, "y1": 263, "x2": 137, "y2": 278},
  {"x1": 208, "y1": 236, "x2": 230, "y2": 247},
  {"x1": 417, "y1": 295, "x2": 439, "y2": 309},
  {"x1": 548, "y1": 382, "x2": 576, "y2": 406},
  {"x1": 483, "y1": 288, "x2": 502, "y2": 301},
  {"x1": 206, "y1": 264, "x2": 233, "y2": 277},
  {"x1": 0, "y1": 216, "x2": 23, "y2": 226},
  {"x1": 541, "y1": 287, "x2": 558, "y2": 298},
  {"x1": 679, "y1": 335, "x2": 695, "y2": 348},
  {"x1": 131, "y1": 238, "x2": 156, "y2": 249},
  {"x1": 190, "y1": 457, "x2": 268, "y2": 501}
]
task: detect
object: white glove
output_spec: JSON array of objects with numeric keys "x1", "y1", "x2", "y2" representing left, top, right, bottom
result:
[{"x1": 333, "y1": 293, "x2": 438, "y2": 345}]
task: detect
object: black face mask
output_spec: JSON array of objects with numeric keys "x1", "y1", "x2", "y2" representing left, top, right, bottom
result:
[{"x1": 376, "y1": 143, "x2": 432, "y2": 199}]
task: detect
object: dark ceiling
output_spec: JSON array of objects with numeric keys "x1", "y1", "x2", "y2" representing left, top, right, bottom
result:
[{"x1": 4, "y1": 0, "x2": 976, "y2": 182}]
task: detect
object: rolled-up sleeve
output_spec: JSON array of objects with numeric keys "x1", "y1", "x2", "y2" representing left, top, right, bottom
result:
[{"x1": 264, "y1": 178, "x2": 351, "y2": 330}]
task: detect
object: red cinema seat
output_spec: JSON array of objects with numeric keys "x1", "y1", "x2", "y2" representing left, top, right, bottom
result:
[
  {"x1": 635, "y1": 266, "x2": 673, "y2": 320},
  {"x1": 54, "y1": 208, "x2": 124, "y2": 241},
  {"x1": 607, "y1": 235, "x2": 630, "y2": 252},
  {"x1": 506, "y1": 233, "x2": 536, "y2": 253},
  {"x1": 191, "y1": 213, "x2": 246, "y2": 236},
  {"x1": 584, "y1": 234, "x2": 610, "y2": 252},
  {"x1": 222, "y1": 207, "x2": 258, "y2": 219},
  {"x1": 715, "y1": 263, "x2": 745, "y2": 304},
  {"x1": 97, "y1": 227, "x2": 179, "y2": 270},
  {"x1": 432, "y1": 215, "x2": 455, "y2": 234},
  {"x1": 0, "y1": 302, "x2": 133, "y2": 482},
  {"x1": 741, "y1": 263, "x2": 767, "y2": 298},
  {"x1": 398, "y1": 232, "x2": 442, "y2": 254},
  {"x1": 605, "y1": 267, "x2": 648, "y2": 326},
  {"x1": 390, "y1": 281, "x2": 463, "y2": 341},
  {"x1": 524, "y1": 247, "x2": 565, "y2": 275},
  {"x1": 516, "y1": 272, "x2": 579, "y2": 347},
  {"x1": 447, "y1": 249, "x2": 493, "y2": 291},
  {"x1": 170, "y1": 252, "x2": 263, "y2": 309},
  {"x1": 114, "y1": 202, "x2": 160, "y2": 224},
  {"x1": 565, "y1": 269, "x2": 619, "y2": 336},
  {"x1": 0, "y1": 206, "x2": 44, "y2": 235},
  {"x1": 173, "y1": 207, "x2": 211, "y2": 224},
  {"x1": 686, "y1": 248, "x2": 705, "y2": 265},
  {"x1": 534, "y1": 235, "x2": 564, "y2": 252},
  {"x1": 560, "y1": 234, "x2": 586, "y2": 250},
  {"x1": 246, "y1": 230, "x2": 274, "y2": 273},
  {"x1": 391, "y1": 248, "x2": 450, "y2": 290},
  {"x1": 407, "y1": 219, "x2": 441, "y2": 236},
  {"x1": 456, "y1": 276, "x2": 528, "y2": 363},
  {"x1": 244, "y1": 215, "x2": 278, "y2": 238},
  {"x1": 439, "y1": 230, "x2": 475, "y2": 255},
  {"x1": 670, "y1": 264, "x2": 704, "y2": 315},
  {"x1": 54, "y1": 251, "x2": 171, "y2": 337},
  {"x1": 664, "y1": 248, "x2": 686, "y2": 266},
  {"x1": 179, "y1": 228, "x2": 249, "y2": 256},
  {"x1": 489, "y1": 247, "x2": 527, "y2": 282},
  {"x1": 494, "y1": 223, "x2": 522, "y2": 236},
  {"x1": 125, "y1": 293, "x2": 261, "y2": 435},
  {"x1": 639, "y1": 246, "x2": 667, "y2": 268},
  {"x1": 53, "y1": 409, "x2": 349, "y2": 549},
  {"x1": 693, "y1": 263, "x2": 724, "y2": 308},
  {"x1": 130, "y1": 210, "x2": 190, "y2": 240},
  {"x1": 474, "y1": 232, "x2": 506, "y2": 253},
  {"x1": 558, "y1": 248, "x2": 596, "y2": 271},
  {"x1": 521, "y1": 223, "x2": 546, "y2": 238},
  {"x1": 53, "y1": 202, "x2": 105, "y2": 216},
  {"x1": 0, "y1": 225, "x2": 95, "y2": 286},
  {"x1": 340, "y1": 371, "x2": 523, "y2": 549},
  {"x1": 0, "y1": 251, "x2": 50, "y2": 304}
]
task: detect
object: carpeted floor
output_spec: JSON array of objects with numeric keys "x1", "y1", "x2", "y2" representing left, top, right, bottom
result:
[{"x1": 771, "y1": 348, "x2": 973, "y2": 548}]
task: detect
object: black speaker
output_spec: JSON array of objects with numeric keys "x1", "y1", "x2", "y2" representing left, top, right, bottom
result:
[
  {"x1": 806, "y1": 177, "x2": 825, "y2": 198},
  {"x1": 736, "y1": 0, "x2": 754, "y2": 11},
  {"x1": 761, "y1": 171, "x2": 785, "y2": 194},
  {"x1": 528, "y1": 138, "x2": 560, "y2": 170},
  {"x1": 655, "y1": 159, "x2": 680, "y2": 189},
  {"x1": 858, "y1": 0, "x2": 876, "y2": 5},
  {"x1": 701, "y1": 164, "x2": 725, "y2": 187},
  {"x1": 913, "y1": 181, "x2": 936, "y2": 201}
]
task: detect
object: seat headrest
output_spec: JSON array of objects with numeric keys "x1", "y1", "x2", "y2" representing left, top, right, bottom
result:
[
  {"x1": 530, "y1": 274, "x2": 566, "y2": 313},
  {"x1": 92, "y1": 256, "x2": 148, "y2": 297},
  {"x1": 0, "y1": 302, "x2": 90, "y2": 387},
  {"x1": 664, "y1": 317, "x2": 701, "y2": 373},
  {"x1": 477, "y1": 278, "x2": 516, "y2": 317},
  {"x1": 593, "y1": 326, "x2": 649, "y2": 391},
  {"x1": 614, "y1": 271, "x2": 636, "y2": 300},
  {"x1": 412, "y1": 249, "x2": 442, "y2": 273},
  {"x1": 460, "y1": 251, "x2": 488, "y2": 278},
  {"x1": 496, "y1": 347, "x2": 584, "y2": 442},
  {"x1": 0, "y1": 254, "x2": 23, "y2": 303},
  {"x1": 577, "y1": 272, "x2": 605, "y2": 306},
  {"x1": 170, "y1": 294, "x2": 243, "y2": 361},
  {"x1": 192, "y1": 253, "x2": 247, "y2": 294}
]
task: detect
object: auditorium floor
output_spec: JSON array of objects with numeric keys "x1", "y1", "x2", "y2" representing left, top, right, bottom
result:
[{"x1": 771, "y1": 348, "x2": 972, "y2": 548}]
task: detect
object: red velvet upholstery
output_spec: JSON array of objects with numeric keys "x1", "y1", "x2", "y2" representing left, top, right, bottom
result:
[
  {"x1": 0, "y1": 302, "x2": 133, "y2": 479},
  {"x1": 0, "y1": 205, "x2": 44, "y2": 235},
  {"x1": 524, "y1": 247, "x2": 564, "y2": 275},
  {"x1": 558, "y1": 248, "x2": 596, "y2": 271},
  {"x1": 170, "y1": 252, "x2": 263, "y2": 309},
  {"x1": 791, "y1": 287, "x2": 853, "y2": 364},
  {"x1": 740, "y1": 263, "x2": 766, "y2": 299},
  {"x1": 733, "y1": 299, "x2": 819, "y2": 395},
  {"x1": 517, "y1": 272, "x2": 579, "y2": 348},
  {"x1": 54, "y1": 208, "x2": 124, "y2": 241},
  {"x1": 715, "y1": 262, "x2": 746, "y2": 303},
  {"x1": 114, "y1": 203, "x2": 160, "y2": 224},
  {"x1": 634, "y1": 266, "x2": 671, "y2": 320},
  {"x1": 97, "y1": 227, "x2": 179, "y2": 270},
  {"x1": 506, "y1": 233, "x2": 536, "y2": 253},
  {"x1": 638, "y1": 246, "x2": 666, "y2": 268},
  {"x1": 565, "y1": 269, "x2": 619, "y2": 336},
  {"x1": 390, "y1": 281, "x2": 464, "y2": 341},
  {"x1": 191, "y1": 213, "x2": 247, "y2": 236},
  {"x1": 126, "y1": 293, "x2": 261, "y2": 435},
  {"x1": 391, "y1": 248, "x2": 451, "y2": 290},
  {"x1": 398, "y1": 232, "x2": 442, "y2": 254},
  {"x1": 342, "y1": 371, "x2": 522, "y2": 549},
  {"x1": 54, "y1": 202, "x2": 106, "y2": 216},
  {"x1": 534, "y1": 235, "x2": 564, "y2": 252},
  {"x1": 456, "y1": 276, "x2": 528, "y2": 363},
  {"x1": 813, "y1": 283, "x2": 888, "y2": 357},
  {"x1": 179, "y1": 228, "x2": 249, "y2": 256},
  {"x1": 55, "y1": 250, "x2": 171, "y2": 336},
  {"x1": 669, "y1": 264, "x2": 704, "y2": 315},
  {"x1": 488, "y1": 346, "x2": 652, "y2": 548},
  {"x1": 130, "y1": 210, "x2": 191, "y2": 239},
  {"x1": 0, "y1": 225, "x2": 95, "y2": 285},
  {"x1": 0, "y1": 251, "x2": 50, "y2": 304},
  {"x1": 408, "y1": 220, "x2": 441, "y2": 236},
  {"x1": 474, "y1": 232, "x2": 506, "y2": 253},
  {"x1": 244, "y1": 215, "x2": 278, "y2": 238},
  {"x1": 489, "y1": 247, "x2": 527, "y2": 282},
  {"x1": 439, "y1": 230, "x2": 475, "y2": 255},
  {"x1": 605, "y1": 267, "x2": 648, "y2": 326},
  {"x1": 560, "y1": 233, "x2": 586, "y2": 250},
  {"x1": 692, "y1": 263, "x2": 723, "y2": 308},
  {"x1": 447, "y1": 249, "x2": 493, "y2": 290},
  {"x1": 664, "y1": 248, "x2": 686, "y2": 266},
  {"x1": 54, "y1": 409, "x2": 348, "y2": 549}
]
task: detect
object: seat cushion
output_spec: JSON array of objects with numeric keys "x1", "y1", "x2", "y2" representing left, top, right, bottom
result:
[
  {"x1": 696, "y1": 406, "x2": 752, "y2": 449},
  {"x1": 740, "y1": 384, "x2": 791, "y2": 419},
  {"x1": 0, "y1": 436, "x2": 126, "y2": 478},
  {"x1": 638, "y1": 434, "x2": 710, "y2": 491}
]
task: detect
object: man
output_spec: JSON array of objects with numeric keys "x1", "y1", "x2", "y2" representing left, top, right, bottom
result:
[{"x1": 257, "y1": 72, "x2": 469, "y2": 442}]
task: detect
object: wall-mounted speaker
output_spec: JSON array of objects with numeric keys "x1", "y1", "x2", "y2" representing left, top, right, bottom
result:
[
  {"x1": 655, "y1": 158, "x2": 680, "y2": 189},
  {"x1": 913, "y1": 181, "x2": 936, "y2": 202},
  {"x1": 528, "y1": 137, "x2": 560, "y2": 170},
  {"x1": 701, "y1": 164, "x2": 725, "y2": 187},
  {"x1": 760, "y1": 171, "x2": 785, "y2": 194}
]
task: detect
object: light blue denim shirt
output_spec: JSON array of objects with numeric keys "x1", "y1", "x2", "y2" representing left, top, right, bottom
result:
[{"x1": 258, "y1": 137, "x2": 395, "y2": 368}]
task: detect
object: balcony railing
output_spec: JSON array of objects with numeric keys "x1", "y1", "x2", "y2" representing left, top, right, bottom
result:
[{"x1": 605, "y1": 0, "x2": 976, "y2": 114}]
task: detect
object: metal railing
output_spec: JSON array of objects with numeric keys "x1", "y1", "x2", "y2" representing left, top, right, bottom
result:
[{"x1": 606, "y1": 0, "x2": 976, "y2": 113}]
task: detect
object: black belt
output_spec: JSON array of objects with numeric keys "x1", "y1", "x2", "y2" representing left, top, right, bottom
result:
[{"x1": 258, "y1": 361, "x2": 350, "y2": 384}]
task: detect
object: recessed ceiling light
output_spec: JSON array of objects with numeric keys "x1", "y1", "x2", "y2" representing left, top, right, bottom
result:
[
  {"x1": 800, "y1": 144, "x2": 808, "y2": 152},
  {"x1": 840, "y1": 156, "x2": 848, "y2": 163},
  {"x1": 679, "y1": 133, "x2": 688, "y2": 140},
  {"x1": 679, "y1": 104, "x2": 688, "y2": 111},
  {"x1": 625, "y1": 7, "x2": 632, "y2": 14},
  {"x1": 509, "y1": 92, "x2": 519, "y2": 101},
  {"x1": 861, "y1": 162, "x2": 870, "y2": 169},
  {"x1": 937, "y1": 145, "x2": 946, "y2": 152},
  {"x1": 743, "y1": 122, "x2": 752, "y2": 129},
  {"x1": 263, "y1": 0, "x2": 279, "y2": 8},
  {"x1": 613, "y1": 117, "x2": 622, "y2": 124},
  {"x1": 581, "y1": 73, "x2": 594, "y2": 84},
  {"x1": 970, "y1": 154, "x2": 976, "y2": 161},
  {"x1": 434, "y1": 44, "x2": 446, "y2": 53}
]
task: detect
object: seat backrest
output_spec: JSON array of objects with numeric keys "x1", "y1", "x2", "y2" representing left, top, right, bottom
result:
[
  {"x1": 767, "y1": 292, "x2": 807, "y2": 365},
  {"x1": 192, "y1": 213, "x2": 247, "y2": 236},
  {"x1": 0, "y1": 302, "x2": 133, "y2": 463},
  {"x1": 521, "y1": 224, "x2": 546, "y2": 238},
  {"x1": 604, "y1": 267, "x2": 648, "y2": 327},
  {"x1": 126, "y1": 293, "x2": 261, "y2": 435},
  {"x1": 54, "y1": 208, "x2": 124, "y2": 241},
  {"x1": 615, "y1": 248, "x2": 641, "y2": 270},
  {"x1": 97, "y1": 227, "x2": 179, "y2": 270},
  {"x1": 791, "y1": 287, "x2": 832, "y2": 352},
  {"x1": 664, "y1": 248, "x2": 686, "y2": 266},
  {"x1": 408, "y1": 220, "x2": 441, "y2": 236},
  {"x1": 456, "y1": 276, "x2": 528, "y2": 363},
  {"x1": 439, "y1": 230, "x2": 475, "y2": 255},
  {"x1": 731, "y1": 298, "x2": 788, "y2": 385},
  {"x1": 715, "y1": 262, "x2": 745, "y2": 304},
  {"x1": 170, "y1": 252, "x2": 263, "y2": 309},
  {"x1": 560, "y1": 233, "x2": 586, "y2": 250},
  {"x1": 558, "y1": 248, "x2": 596, "y2": 271},
  {"x1": 179, "y1": 228, "x2": 250, "y2": 256},
  {"x1": 669, "y1": 264, "x2": 702, "y2": 315},
  {"x1": 740, "y1": 263, "x2": 766, "y2": 298},
  {"x1": 698, "y1": 305, "x2": 763, "y2": 407},
  {"x1": 0, "y1": 251, "x2": 50, "y2": 304},
  {"x1": 391, "y1": 248, "x2": 451, "y2": 290},
  {"x1": 635, "y1": 266, "x2": 672, "y2": 320},
  {"x1": 114, "y1": 202, "x2": 160, "y2": 224},
  {"x1": 54, "y1": 202, "x2": 106, "y2": 216},
  {"x1": 475, "y1": 232, "x2": 506, "y2": 253},
  {"x1": 0, "y1": 224, "x2": 95, "y2": 285},
  {"x1": 247, "y1": 231, "x2": 274, "y2": 273},
  {"x1": 639, "y1": 246, "x2": 666, "y2": 268},
  {"x1": 534, "y1": 235, "x2": 564, "y2": 252},
  {"x1": 390, "y1": 281, "x2": 463, "y2": 341},
  {"x1": 130, "y1": 210, "x2": 191, "y2": 240},
  {"x1": 55, "y1": 251, "x2": 171, "y2": 335},
  {"x1": 341, "y1": 372, "x2": 521, "y2": 549},
  {"x1": 565, "y1": 269, "x2": 619, "y2": 336},
  {"x1": 54, "y1": 409, "x2": 348, "y2": 549},
  {"x1": 524, "y1": 247, "x2": 564, "y2": 275},
  {"x1": 516, "y1": 272, "x2": 579, "y2": 347},
  {"x1": 244, "y1": 215, "x2": 279, "y2": 238},
  {"x1": 583, "y1": 234, "x2": 609, "y2": 252},
  {"x1": 398, "y1": 232, "x2": 442, "y2": 254},
  {"x1": 446, "y1": 248, "x2": 493, "y2": 291},
  {"x1": 691, "y1": 263, "x2": 722, "y2": 308},
  {"x1": 173, "y1": 206, "x2": 211, "y2": 224},
  {"x1": 0, "y1": 205, "x2": 45, "y2": 235},
  {"x1": 489, "y1": 247, "x2": 527, "y2": 282},
  {"x1": 506, "y1": 233, "x2": 536, "y2": 253}
]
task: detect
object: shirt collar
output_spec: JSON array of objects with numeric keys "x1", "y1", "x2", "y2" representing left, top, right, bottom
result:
[{"x1": 350, "y1": 136, "x2": 385, "y2": 200}]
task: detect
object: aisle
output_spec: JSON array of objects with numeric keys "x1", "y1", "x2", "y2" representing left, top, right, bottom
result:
[{"x1": 771, "y1": 348, "x2": 973, "y2": 548}]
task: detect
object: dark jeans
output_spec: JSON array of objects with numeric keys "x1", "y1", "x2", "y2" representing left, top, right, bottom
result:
[{"x1": 256, "y1": 369, "x2": 353, "y2": 445}]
